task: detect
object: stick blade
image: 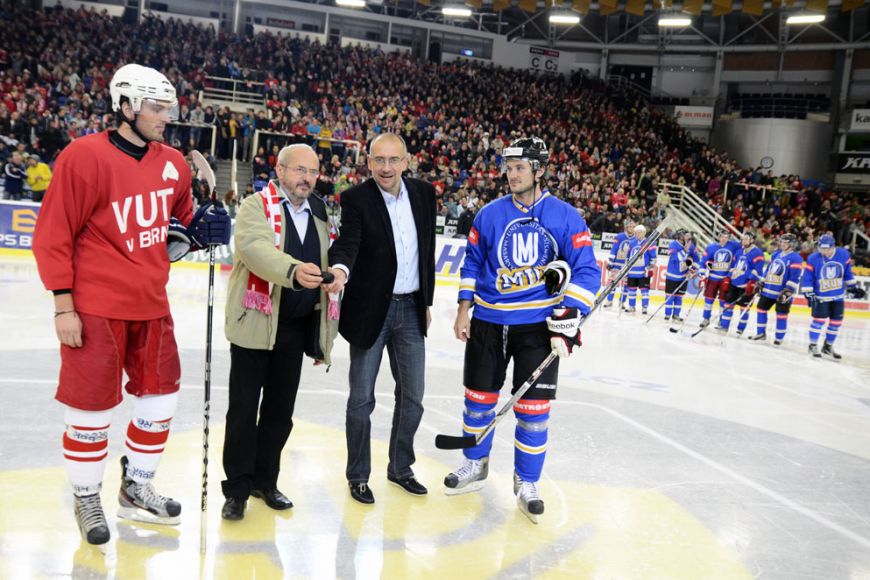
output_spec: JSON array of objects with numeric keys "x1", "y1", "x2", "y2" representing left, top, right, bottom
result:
[
  {"x1": 190, "y1": 150, "x2": 216, "y2": 195},
  {"x1": 669, "y1": 327, "x2": 680, "y2": 333},
  {"x1": 435, "y1": 434, "x2": 477, "y2": 450}
]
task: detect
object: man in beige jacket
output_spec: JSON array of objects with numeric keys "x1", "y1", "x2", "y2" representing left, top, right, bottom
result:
[{"x1": 221, "y1": 143, "x2": 338, "y2": 520}]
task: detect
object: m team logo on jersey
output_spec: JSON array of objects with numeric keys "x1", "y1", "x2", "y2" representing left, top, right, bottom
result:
[
  {"x1": 819, "y1": 261, "x2": 844, "y2": 292},
  {"x1": 616, "y1": 240, "x2": 630, "y2": 260},
  {"x1": 732, "y1": 256, "x2": 747, "y2": 277},
  {"x1": 713, "y1": 249, "x2": 733, "y2": 271},
  {"x1": 496, "y1": 219, "x2": 556, "y2": 294},
  {"x1": 765, "y1": 259, "x2": 786, "y2": 286}
]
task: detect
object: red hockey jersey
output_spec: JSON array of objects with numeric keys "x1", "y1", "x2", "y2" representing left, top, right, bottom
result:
[{"x1": 33, "y1": 132, "x2": 193, "y2": 320}]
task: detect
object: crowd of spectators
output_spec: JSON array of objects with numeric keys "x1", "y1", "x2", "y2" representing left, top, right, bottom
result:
[{"x1": 0, "y1": 5, "x2": 867, "y2": 264}]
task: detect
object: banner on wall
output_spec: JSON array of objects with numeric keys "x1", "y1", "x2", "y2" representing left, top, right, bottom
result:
[
  {"x1": 837, "y1": 152, "x2": 870, "y2": 174},
  {"x1": 674, "y1": 106, "x2": 714, "y2": 128},
  {"x1": 0, "y1": 201, "x2": 38, "y2": 250},
  {"x1": 528, "y1": 47, "x2": 559, "y2": 74},
  {"x1": 850, "y1": 109, "x2": 870, "y2": 132}
]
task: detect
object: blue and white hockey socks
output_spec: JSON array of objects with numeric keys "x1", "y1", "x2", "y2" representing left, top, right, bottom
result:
[
  {"x1": 63, "y1": 406, "x2": 113, "y2": 496},
  {"x1": 775, "y1": 314, "x2": 788, "y2": 341},
  {"x1": 703, "y1": 297, "x2": 714, "y2": 321},
  {"x1": 756, "y1": 310, "x2": 768, "y2": 335},
  {"x1": 809, "y1": 317, "x2": 826, "y2": 344},
  {"x1": 664, "y1": 294, "x2": 674, "y2": 318},
  {"x1": 462, "y1": 389, "x2": 498, "y2": 460},
  {"x1": 641, "y1": 288, "x2": 649, "y2": 311},
  {"x1": 124, "y1": 393, "x2": 178, "y2": 483},
  {"x1": 737, "y1": 308, "x2": 751, "y2": 333},
  {"x1": 720, "y1": 303, "x2": 734, "y2": 329},
  {"x1": 627, "y1": 287, "x2": 637, "y2": 309},
  {"x1": 513, "y1": 400, "x2": 550, "y2": 483},
  {"x1": 826, "y1": 318, "x2": 842, "y2": 345}
]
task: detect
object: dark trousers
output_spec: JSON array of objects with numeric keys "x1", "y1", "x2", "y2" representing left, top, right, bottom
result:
[{"x1": 221, "y1": 322, "x2": 305, "y2": 499}]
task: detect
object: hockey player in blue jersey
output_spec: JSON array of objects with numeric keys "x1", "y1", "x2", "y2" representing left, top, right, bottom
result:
[
  {"x1": 749, "y1": 233, "x2": 803, "y2": 346},
  {"x1": 624, "y1": 224, "x2": 657, "y2": 315},
  {"x1": 801, "y1": 234, "x2": 866, "y2": 359},
  {"x1": 699, "y1": 229, "x2": 741, "y2": 328},
  {"x1": 718, "y1": 231, "x2": 765, "y2": 334},
  {"x1": 662, "y1": 229, "x2": 698, "y2": 321},
  {"x1": 603, "y1": 219, "x2": 634, "y2": 309},
  {"x1": 446, "y1": 137, "x2": 601, "y2": 523}
]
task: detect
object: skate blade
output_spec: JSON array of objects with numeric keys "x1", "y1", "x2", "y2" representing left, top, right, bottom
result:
[
  {"x1": 517, "y1": 501, "x2": 541, "y2": 525},
  {"x1": 443, "y1": 480, "x2": 486, "y2": 496},
  {"x1": 117, "y1": 506, "x2": 180, "y2": 526}
]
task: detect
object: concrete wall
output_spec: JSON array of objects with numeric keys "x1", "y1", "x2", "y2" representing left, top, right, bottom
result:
[{"x1": 711, "y1": 118, "x2": 833, "y2": 180}]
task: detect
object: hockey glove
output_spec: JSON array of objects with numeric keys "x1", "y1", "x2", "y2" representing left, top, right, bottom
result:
[
  {"x1": 167, "y1": 217, "x2": 193, "y2": 262},
  {"x1": 847, "y1": 285, "x2": 867, "y2": 300},
  {"x1": 547, "y1": 307, "x2": 581, "y2": 358},
  {"x1": 543, "y1": 260, "x2": 572, "y2": 296},
  {"x1": 645, "y1": 266, "x2": 655, "y2": 279},
  {"x1": 189, "y1": 201, "x2": 232, "y2": 248},
  {"x1": 778, "y1": 288, "x2": 794, "y2": 304},
  {"x1": 745, "y1": 279, "x2": 757, "y2": 296},
  {"x1": 720, "y1": 276, "x2": 731, "y2": 294},
  {"x1": 803, "y1": 290, "x2": 816, "y2": 307},
  {"x1": 683, "y1": 256, "x2": 694, "y2": 268}
]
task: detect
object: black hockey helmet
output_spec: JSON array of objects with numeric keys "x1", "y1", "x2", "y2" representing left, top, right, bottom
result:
[
  {"x1": 503, "y1": 137, "x2": 549, "y2": 173},
  {"x1": 779, "y1": 232, "x2": 797, "y2": 248},
  {"x1": 741, "y1": 230, "x2": 756, "y2": 243}
]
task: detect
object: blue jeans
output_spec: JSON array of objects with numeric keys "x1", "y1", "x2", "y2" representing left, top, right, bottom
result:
[{"x1": 346, "y1": 295, "x2": 425, "y2": 483}]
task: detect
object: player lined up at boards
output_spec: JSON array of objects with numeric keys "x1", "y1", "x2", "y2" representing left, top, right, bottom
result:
[{"x1": 626, "y1": 227, "x2": 866, "y2": 360}]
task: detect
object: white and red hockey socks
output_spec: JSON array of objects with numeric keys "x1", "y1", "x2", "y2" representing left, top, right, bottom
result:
[
  {"x1": 63, "y1": 407, "x2": 113, "y2": 497},
  {"x1": 124, "y1": 393, "x2": 178, "y2": 484}
]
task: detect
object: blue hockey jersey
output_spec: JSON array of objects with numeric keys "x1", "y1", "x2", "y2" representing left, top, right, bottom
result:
[
  {"x1": 729, "y1": 245, "x2": 765, "y2": 287},
  {"x1": 627, "y1": 236, "x2": 657, "y2": 278},
  {"x1": 607, "y1": 232, "x2": 632, "y2": 269},
  {"x1": 665, "y1": 240, "x2": 699, "y2": 281},
  {"x1": 701, "y1": 240, "x2": 741, "y2": 281},
  {"x1": 800, "y1": 248, "x2": 856, "y2": 301},
  {"x1": 760, "y1": 250, "x2": 803, "y2": 300},
  {"x1": 458, "y1": 192, "x2": 601, "y2": 325}
]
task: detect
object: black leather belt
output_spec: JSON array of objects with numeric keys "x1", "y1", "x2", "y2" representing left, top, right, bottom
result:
[{"x1": 392, "y1": 293, "x2": 416, "y2": 301}]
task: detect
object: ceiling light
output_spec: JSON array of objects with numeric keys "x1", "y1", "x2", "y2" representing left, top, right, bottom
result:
[
  {"x1": 549, "y1": 12, "x2": 580, "y2": 24},
  {"x1": 786, "y1": 13, "x2": 825, "y2": 24},
  {"x1": 336, "y1": 0, "x2": 365, "y2": 6},
  {"x1": 658, "y1": 16, "x2": 691, "y2": 27},
  {"x1": 442, "y1": 6, "x2": 472, "y2": 17}
]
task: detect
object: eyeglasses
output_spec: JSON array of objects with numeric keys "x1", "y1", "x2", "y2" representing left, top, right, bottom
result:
[
  {"x1": 371, "y1": 156, "x2": 406, "y2": 168},
  {"x1": 280, "y1": 164, "x2": 320, "y2": 177}
]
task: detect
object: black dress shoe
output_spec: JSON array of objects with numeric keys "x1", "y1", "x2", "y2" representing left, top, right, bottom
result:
[
  {"x1": 387, "y1": 474, "x2": 428, "y2": 496},
  {"x1": 221, "y1": 497, "x2": 246, "y2": 521},
  {"x1": 349, "y1": 482, "x2": 375, "y2": 504},
  {"x1": 251, "y1": 488, "x2": 293, "y2": 510}
]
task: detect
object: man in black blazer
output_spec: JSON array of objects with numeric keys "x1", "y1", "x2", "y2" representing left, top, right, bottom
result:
[{"x1": 325, "y1": 133, "x2": 436, "y2": 504}]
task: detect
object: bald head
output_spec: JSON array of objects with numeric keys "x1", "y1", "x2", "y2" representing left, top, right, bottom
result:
[
  {"x1": 278, "y1": 143, "x2": 318, "y2": 168},
  {"x1": 368, "y1": 132, "x2": 407, "y2": 156}
]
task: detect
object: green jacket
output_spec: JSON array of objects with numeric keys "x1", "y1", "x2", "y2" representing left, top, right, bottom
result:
[{"x1": 224, "y1": 186, "x2": 338, "y2": 364}]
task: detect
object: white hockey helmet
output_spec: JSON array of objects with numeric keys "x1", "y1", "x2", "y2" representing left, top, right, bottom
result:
[{"x1": 110, "y1": 64, "x2": 177, "y2": 114}]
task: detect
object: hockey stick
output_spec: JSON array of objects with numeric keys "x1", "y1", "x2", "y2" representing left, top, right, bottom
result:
[
  {"x1": 690, "y1": 285, "x2": 752, "y2": 338},
  {"x1": 435, "y1": 216, "x2": 672, "y2": 450},
  {"x1": 190, "y1": 150, "x2": 217, "y2": 555},
  {"x1": 668, "y1": 278, "x2": 703, "y2": 334},
  {"x1": 644, "y1": 276, "x2": 689, "y2": 324}
]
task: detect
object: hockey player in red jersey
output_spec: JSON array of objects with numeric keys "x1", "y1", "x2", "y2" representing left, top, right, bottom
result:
[{"x1": 32, "y1": 64, "x2": 231, "y2": 546}]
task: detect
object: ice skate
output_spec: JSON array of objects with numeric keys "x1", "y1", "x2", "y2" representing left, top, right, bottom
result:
[
  {"x1": 642, "y1": 308, "x2": 648, "y2": 315},
  {"x1": 74, "y1": 491, "x2": 110, "y2": 546},
  {"x1": 672, "y1": 316, "x2": 684, "y2": 322},
  {"x1": 748, "y1": 332, "x2": 766, "y2": 341},
  {"x1": 515, "y1": 479, "x2": 544, "y2": 524},
  {"x1": 822, "y1": 342, "x2": 842, "y2": 360},
  {"x1": 714, "y1": 325, "x2": 728, "y2": 334},
  {"x1": 444, "y1": 457, "x2": 488, "y2": 496},
  {"x1": 699, "y1": 318, "x2": 710, "y2": 329},
  {"x1": 118, "y1": 456, "x2": 181, "y2": 525},
  {"x1": 735, "y1": 329, "x2": 744, "y2": 336},
  {"x1": 808, "y1": 343, "x2": 821, "y2": 358},
  {"x1": 623, "y1": 306, "x2": 636, "y2": 313},
  {"x1": 772, "y1": 339, "x2": 782, "y2": 347},
  {"x1": 602, "y1": 301, "x2": 612, "y2": 309},
  {"x1": 663, "y1": 315, "x2": 670, "y2": 321}
]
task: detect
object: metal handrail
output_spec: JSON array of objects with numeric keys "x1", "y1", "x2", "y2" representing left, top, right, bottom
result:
[
  {"x1": 251, "y1": 130, "x2": 363, "y2": 165},
  {"x1": 659, "y1": 182, "x2": 740, "y2": 248},
  {"x1": 851, "y1": 228, "x2": 870, "y2": 253},
  {"x1": 202, "y1": 76, "x2": 265, "y2": 108}
]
